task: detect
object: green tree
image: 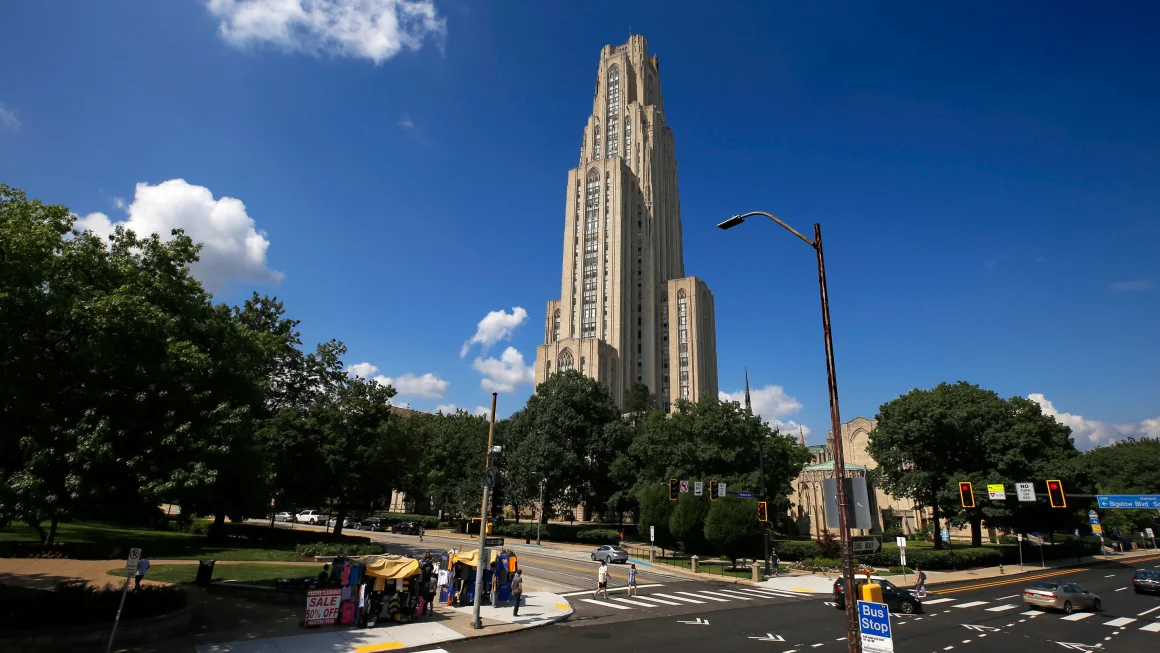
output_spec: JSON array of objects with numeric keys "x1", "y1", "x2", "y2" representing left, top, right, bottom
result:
[
  {"x1": 623, "y1": 382, "x2": 657, "y2": 416},
  {"x1": 705, "y1": 496, "x2": 765, "y2": 566},
  {"x1": 636, "y1": 482, "x2": 676, "y2": 550},
  {"x1": 1082, "y1": 438, "x2": 1160, "y2": 535},
  {"x1": 669, "y1": 492, "x2": 710, "y2": 553},
  {"x1": 410, "y1": 409, "x2": 491, "y2": 517}
]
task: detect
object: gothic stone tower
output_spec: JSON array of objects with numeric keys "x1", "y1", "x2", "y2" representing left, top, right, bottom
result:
[{"x1": 534, "y1": 35, "x2": 719, "y2": 411}]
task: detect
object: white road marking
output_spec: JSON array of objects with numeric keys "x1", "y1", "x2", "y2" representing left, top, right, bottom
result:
[
  {"x1": 986, "y1": 604, "x2": 1019, "y2": 612},
  {"x1": 697, "y1": 590, "x2": 748, "y2": 600},
  {"x1": 1103, "y1": 617, "x2": 1136, "y2": 627},
  {"x1": 954, "y1": 601, "x2": 989, "y2": 608},
  {"x1": 633, "y1": 594, "x2": 681, "y2": 605},
  {"x1": 943, "y1": 647, "x2": 954, "y2": 651},
  {"x1": 923, "y1": 598, "x2": 956, "y2": 604},
  {"x1": 1138, "y1": 605, "x2": 1160, "y2": 616},
  {"x1": 1060, "y1": 612, "x2": 1094, "y2": 621},
  {"x1": 579, "y1": 598, "x2": 632, "y2": 610},
  {"x1": 1022, "y1": 610, "x2": 1045, "y2": 616},
  {"x1": 654, "y1": 592, "x2": 704, "y2": 604},
  {"x1": 734, "y1": 588, "x2": 798, "y2": 599},
  {"x1": 1114, "y1": 587, "x2": 1126, "y2": 592},
  {"x1": 996, "y1": 594, "x2": 1019, "y2": 600},
  {"x1": 1105, "y1": 574, "x2": 1116, "y2": 578},
  {"x1": 611, "y1": 597, "x2": 663, "y2": 608},
  {"x1": 812, "y1": 644, "x2": 824, "y2": 648},
  {"x1": 1140, "y1": 622, "x2": 1160, "y2": 632},
  {"x1": 679, "y1": 591, "x2": 730, "y2": 602},
  {"x1": 559, "y1": 583, "x2": 663, "y2": 597}
]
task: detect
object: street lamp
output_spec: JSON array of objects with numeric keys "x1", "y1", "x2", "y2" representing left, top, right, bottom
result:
[
  {"x1": 536, "y1": 477, "x2": 547, "y2": 546},
  {"x1": 718, "y1": 212, "x2": 860, "y2": 653}
]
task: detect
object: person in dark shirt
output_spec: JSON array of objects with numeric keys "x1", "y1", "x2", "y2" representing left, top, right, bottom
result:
[{"x1": 317, "y1": 564, "x2": 330, "y2": 589}]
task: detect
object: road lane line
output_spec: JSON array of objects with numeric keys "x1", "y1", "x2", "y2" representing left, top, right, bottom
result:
[
  {"x1": 1115, "y1": 587, "x2": 1127, "y2": 592},
  {"x1": 995, "y1": 594, "x2": 1019, "y2": 600},
  {"x1": 1105, "y1": 574, "x2": 1116, "y2": 577},
  {"x1": 653, "y1": 592, "x2": 704, "y2": 604},
  {"x1": 1138, "y1": 605, "x2": 1160, "y2": 616},
  {"x1": 953, "y1": 601, "x2": 989, "y2": 608},
  {"x1": 634, "y1": 594, "x2": 681, "y2": 605},
  {"x1": 1021, "y1": 610, "x2": 1044, "y2": 616},
  {"x1": 1060, "y1": 612, "x2": 1094, "y2": 621},
  {"x1": 1103, "y1": 617, "x2": 1136, "y2": 627},
  {"x1": 923, "y1": 598, "x2": 956, "y2": 604},
  {"x1": 702, "y1": 590, "x2": 753, "y2": 600},
  {"x1": 679, "y1": 591, "x2": 731, "y2": 602},
  {"x1": 579, "y1": 598, "x2": 632, "y2": 610},
  {"x1": 986, "y1": 604, "x2": 1019, "y2": 612},
  {"x1": 1140, "y1": 622, "x2": 1160, "y2": 632},
  {"x1": 559, "y1": 584, "x2": 663, "y2": 597},
  {"x1": 611, "y1": 597, "x2": 663, "y2": 608}
]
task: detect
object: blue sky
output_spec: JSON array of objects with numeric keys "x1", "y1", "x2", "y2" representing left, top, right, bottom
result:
[{"x1": 2, "y1": 1, "x2": 1156, "y2": 449}]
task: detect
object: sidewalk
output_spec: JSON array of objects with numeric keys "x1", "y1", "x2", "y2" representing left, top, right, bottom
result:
[
  {"x1": 881, "y1": 546, "x2": 1160, "y2": 589},
  {"x1": 196, "y1": 592, "x2": 572, "y2": 653}
]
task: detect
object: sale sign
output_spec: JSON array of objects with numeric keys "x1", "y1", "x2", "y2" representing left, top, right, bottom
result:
[{"x1": 305, "y1": 588, "x2": 342, "y2": 626}]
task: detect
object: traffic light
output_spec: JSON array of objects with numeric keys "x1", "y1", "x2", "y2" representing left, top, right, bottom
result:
[
  {"x1": 709, "y1": 479, "x2": 719, "y2": 501},
  {"x1": 1046, "y1": 479, "x2": 1067, "y2": 508},
  {"x1": 959, "y1": 482, "x2": 976, "y2": 508},
  {"x1": 669, "y1": 478, "x2": 679, "y2": 501},
  {"x1": 757, "y1": 501, "x2": 768, "y2": 523}
]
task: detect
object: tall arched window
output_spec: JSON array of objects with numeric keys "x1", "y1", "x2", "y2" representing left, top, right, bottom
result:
[
  {"x1": 607, "y1": 66, "x2": 620, "y2": 157},
  {"x1": 546, "y1": 360, "x2": 552, "y2": 375},
  {"x1": 558, "y1": 349, "x2": 574, "y2": 373},
  {"x1": 582, "y1": 170, "x2": 599, "y2": 339},
  {"x1": 553, "y1": 309, "x2": 561, "y2": 342},
  {"x1": 594, "y1": 126, "x2": 601, "y2": 159},
  {"x1": 580, "y1": 356, "x2": 586, "y2": 375},
  {"x1": 625, "y1": 114, "x2": 632, "y2": 162},
  {"x1": 677, "y1": 290, "x2": 689, "y2": 400},
  {"x1": 661, "y1": 291, "x2": 670, "y2": 404}
]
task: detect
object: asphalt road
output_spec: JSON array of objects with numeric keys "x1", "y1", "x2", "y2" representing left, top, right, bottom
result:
[
  {"x1": 251, "y1": 521, "x2": 687, "y2": 593},
  {"x1": 407, "y1": 552, "x2": 1160, "y2": 653}
]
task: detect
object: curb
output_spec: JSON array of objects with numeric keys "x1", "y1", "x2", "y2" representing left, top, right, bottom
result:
[
  {"x1": 432, "y1": 599, "x2": 573, "y2": 649},
  {"x1": 906, "y1": 551, "x2": 1160, "y2": 590}
]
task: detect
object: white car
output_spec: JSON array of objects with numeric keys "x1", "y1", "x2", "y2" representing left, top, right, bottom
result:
[{"x1": 296, "y1": 510, "x2": 328, "y2": 525}]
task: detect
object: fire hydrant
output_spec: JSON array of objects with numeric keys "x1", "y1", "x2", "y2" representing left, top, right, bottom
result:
[{"x1": 1000, "y1": 563, "x2": 1005, "y2": 575}]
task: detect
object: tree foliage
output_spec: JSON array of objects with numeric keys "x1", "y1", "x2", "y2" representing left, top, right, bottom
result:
[{"x1": 705, "y1": 497, "x2": 765, "y2": 565}]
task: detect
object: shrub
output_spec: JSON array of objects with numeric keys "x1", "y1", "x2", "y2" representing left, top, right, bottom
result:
[
  {"x1": 769, "y1": 539, "x2": 820, "y2": 561},
  {"x1": 492, "y1": 522, "x2": 631, "y2": 544},
  {"x1": 800, "y1": 557, "x2": 841, "y2": 569},
  {"x1": 207, "y1": 523, "x2": 371, "y2": 547},
  {"x1": 575, "y1": 529, "x2": 621, "y2": 545},
  {"x1": 294, "y1": 542, "x2": 385, "y2": 558},
  {"x1": 378, "y1": 513, "x2": 440, "y2": 529}
]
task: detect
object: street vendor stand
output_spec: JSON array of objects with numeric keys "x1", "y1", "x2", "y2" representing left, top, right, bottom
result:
[
  {"x1": 303, "y1": 554, "x2": 428, "y2": 629},
  {"x1": 441, "y1": 549, "x2": 517, "y2": 605}
]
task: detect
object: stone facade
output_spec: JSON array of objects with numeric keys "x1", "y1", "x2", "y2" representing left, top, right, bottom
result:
[
  {"x1": 534, "y1": 35, "x2": 718, "y2": 411},
  {"x1": 789, "y1": 417, "x2": 929, "y2": 538}
]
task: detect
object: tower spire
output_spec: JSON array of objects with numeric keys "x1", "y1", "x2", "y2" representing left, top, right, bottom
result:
[
  {"x1": 799, "y1": 425, "x2": 805, "y2": 446},
  {"x1": 744, "y1": 367, "x2": 752, "y2": 413}
]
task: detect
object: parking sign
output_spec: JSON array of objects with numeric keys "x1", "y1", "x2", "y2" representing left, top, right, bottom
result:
[{"x1": 858, "y1": 600, "x2": 894, "y2": 652}]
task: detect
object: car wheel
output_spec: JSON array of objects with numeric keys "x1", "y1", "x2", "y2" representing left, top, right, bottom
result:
[
  {"x1": 1063, "y1": 601, "x2": 1073, "y2": 615},
  {"x1": 1092, "y1": 599, "x2": 1102, "y2": 611},
  {"x1": 592, "y1": 554, "x2": 596, "y2": 561},
  {"x1": 899, "y1": 600, "x2": 916, "y2": 615},
  {"x1": 355, "y1": 524, "x2": 361, "y2": 530}
]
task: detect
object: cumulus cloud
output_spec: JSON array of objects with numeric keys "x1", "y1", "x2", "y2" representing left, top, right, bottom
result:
[
  {"x1": 1028, "y1": 393, "x2": 1157, "y2": 448},
  {"x1": 204, "y1": 0, "x2": 446, "y2": 65},
  {"x1": 347, "y1": 362, "x2": 448, "y2": 399},
  {"x1": 719, "y1": 385, "x2": 810, "y2": 437},
  {"x1": 74, "y1": 179, "x2": 282, "y2": 293},
  {"x1": 460, "y1": 307, "x2": 528, "y2": 358},
  {"x1": 1110, "y1": 279, "x2": 1153, "y2": 292},
  {"x1": 773, "y1": 420, "x2": 812, "y2": 439},
  {"x1": 472, "y1": 347, "x2": 535, "y2": 393},
  {"x1": 0, "y1": 103, "x2": 20, "y2": 131},
  {"x1": 474, "y1": 406, "x2": 490, "y2": 416}
]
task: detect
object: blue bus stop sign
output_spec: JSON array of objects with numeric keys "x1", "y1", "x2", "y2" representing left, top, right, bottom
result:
[{"x1": 857, "y1": 600, "x2": 894, "y2": 652}]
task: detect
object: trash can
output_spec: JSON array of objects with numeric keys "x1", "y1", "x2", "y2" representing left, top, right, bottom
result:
[{"x1": 196, "y1": 560, "x2": 216, "y2": 585}]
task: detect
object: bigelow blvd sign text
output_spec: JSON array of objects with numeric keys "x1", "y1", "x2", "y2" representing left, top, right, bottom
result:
[{"x1": 1097, "y1": 495, "x2": 1160, "y2": 510}]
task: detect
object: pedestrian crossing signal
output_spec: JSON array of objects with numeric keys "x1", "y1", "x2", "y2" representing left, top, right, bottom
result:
[
  {"x1": 709, "y1": 479, "x2": 719, "y2": 501},
  {"x1": 1046, "y1": 479, "x2": 1067, "y2": 508},
  {"x1": 959, "y1": 482, "x2": 976, "y2": 508},
  {"x1": 669, "y1": 478, "x2": 679, "y2": 501},
  {"x1": 757, "y1": 501, "x2": 768, "y2": 522}
]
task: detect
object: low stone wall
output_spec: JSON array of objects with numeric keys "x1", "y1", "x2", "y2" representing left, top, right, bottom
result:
[
  {"x1": 0, "y1": 606, "x2": 191, "y2": 653},
  {"x1": 206, "y1": 581, "x2": 303, "y2": 605}
]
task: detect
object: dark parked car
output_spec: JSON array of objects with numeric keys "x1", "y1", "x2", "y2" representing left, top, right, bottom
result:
[
  {"x1": 359, "y1": 517, "x2": 387, "y2": 532},
  {"x1": 1133, "y1": 569, "x2": 1160, "y2": 595},
  {"x1": 833, "y1": 576, "x2": 922, "y2": 614},
  {"x1": 392, "y1": 521, "x2": 421, "y2": 535}
]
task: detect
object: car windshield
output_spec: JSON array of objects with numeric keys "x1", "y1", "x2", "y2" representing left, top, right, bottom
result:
[
  {"x1": 1136, "y1": 570, "x2": 1160, "y2": 580},
  {"x1": 1029, "y1": 582, "x2": 1059, "y2": 591}
]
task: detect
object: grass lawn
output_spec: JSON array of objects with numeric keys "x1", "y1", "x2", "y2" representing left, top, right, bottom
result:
[
  {"x1": 656, "y1": 556, "x2": 753, "y2": 579},
  {"x1": 106, "y1": 562, "x2": 325, "y2": 586},
  {"x1": 0, "y1": 520, "x2": 304, "y2": 562}
]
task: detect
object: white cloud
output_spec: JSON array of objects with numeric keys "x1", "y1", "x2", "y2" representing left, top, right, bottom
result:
[
  {"x1": 1028, "y1": 393, "x2": 1157, "y2": 448},
  {"x1": 719, "y1": 384, "x2": 810, "y2": 438},
  {"x1": 460, "y1": 307, "x2": 528, "y2": 358},
  {"x1": 773, "y1": 420, "x2": 812, "y2": 439},
  {"x1": 433, "y1": 403, "x2": 457, "y2": 414},
  {"x1": 474, "y1": 406, "x2": 490, "y2": 417},
  {"x1": 74, "y1": 179, "x2": 282, "y2": 293},
  {"x1": 398, "y1": 114, "x2": 414, "y2": 129},
  {"x1": 472, "y1": 347, "x2": 534, "y2": 393},
  {"x1": 347, "y1": 362, "x2": 448, "y2": 399},
  {"x1": 204, "y1": 0, "x2": 446, "y2": 65},
  {"x1": 0, "y1": 103, "x2": 20, "y2": 131},
  {"x1": 1110, "y1": 279, "x2": 1153, "y2": 292}
]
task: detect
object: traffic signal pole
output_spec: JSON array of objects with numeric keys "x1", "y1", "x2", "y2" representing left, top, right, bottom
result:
[
  {"x1": 471, "y1": 392, "x2": 498, "y2": 630},
  {"x1": 745, "y1": 368, "x2": 771, "y2": 575}
]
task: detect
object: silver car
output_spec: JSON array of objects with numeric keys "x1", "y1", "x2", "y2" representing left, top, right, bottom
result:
[
  {"x1": 1022, "y1": 581, "x2": 1102, "y2": 614},
  {"x1": 591, "y1": 545, "x2": 629, "y2": 563}
]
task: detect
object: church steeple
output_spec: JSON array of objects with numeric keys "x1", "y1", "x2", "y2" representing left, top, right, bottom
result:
[{"x1": 744, "y1": 367, "x2": 752, "y2": 413}]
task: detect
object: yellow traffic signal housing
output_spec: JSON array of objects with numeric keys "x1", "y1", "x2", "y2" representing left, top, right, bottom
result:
[
  {"x1": 668, "y1": 478, "x2": 679, "y2": 501},
  {"x1": 709, "y1": 479, "x2": 719, "y2": 501},
  {"x1": 757, "y1": 501, "x2": 768, "y2": 522},
  {"x1": 1046, "y1": 479, "x2": 1067, "y2": 508},
  {"x1": 959, "y1": 482, "x2": 976, "y2": 508}
]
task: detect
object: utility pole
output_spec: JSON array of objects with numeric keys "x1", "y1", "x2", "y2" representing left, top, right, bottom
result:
[
  {"x1": 536, "y1": 477, "x2": 546, "y2": 546},
  {"x1": 471, "y1": 393, "x2": 499, "y2": 630},
  {"x1": 745, "y1": 367, "x2": 770, "y2": 575}
]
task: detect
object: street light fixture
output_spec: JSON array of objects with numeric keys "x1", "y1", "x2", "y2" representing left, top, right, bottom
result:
[{"x1": 718, "y1": 211, "x2": 861, "y2": 653}]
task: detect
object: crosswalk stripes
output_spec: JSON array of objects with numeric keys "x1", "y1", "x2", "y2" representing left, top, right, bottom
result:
[
  {"x1": 678, "y1": 591, "x2": 730, "y2": 602},
  {"x1": 611, "y1": 597, "x2": 666, "y2": 608},
  {"x1": 923, "y1": 597, "x2": 956, "y2": 605},
  {"x1": 709, "y1": 590, "x2": 756, "y2": 600},
  {"x1": 628, "y1": 594, "x2": 682, "y2": 605},
  {"x1": 1021, "y1": 610, "x2": 1044, "y2": 616},
  {"x1": 1060, "y1": 612, "x2": 1094, "y2": 621},
  {"x1": 1141, "y1": 622, "x2": 1160, "y2": 632},
  {"x1": 953, "y1": 601, "x2": 989, "y2": 608},
  {"x1": 984, "y1": 604, "x2": 1019, "y2": 612},
  {"x1": 1103, "y1": 617, "x2": 1136, "y2": 627},
  {"x1": 653, "y1": 592, "x2": 704, "y2": 604},
  {"x1": 580, "y1": 598, "x2": 632, "y2": 610},
  {"x1": 578, "y1": 586, "x2": 808, "y2": 612}
]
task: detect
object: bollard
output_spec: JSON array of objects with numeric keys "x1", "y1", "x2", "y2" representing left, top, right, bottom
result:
[
  {"x1": 1000, "y1": 563, "x2": 1004, "y2": 575},
  {"x1": 691, "y1": 555, "x2": 700, "y2": 574},
  {"x1": 751, "y1": 562, "x2": 762, "y2": 583},
  {"x1": 649, "y1": 547, "x2": 655, "y2": 563}
]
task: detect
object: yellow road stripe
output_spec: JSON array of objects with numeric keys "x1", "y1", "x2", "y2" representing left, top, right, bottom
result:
[
  {"x1": 934, "y1": 554, "x2": 1160, "y2": 594},
  {"x1": 354, "y1": 643, "x2": 403, "y2": 652}
]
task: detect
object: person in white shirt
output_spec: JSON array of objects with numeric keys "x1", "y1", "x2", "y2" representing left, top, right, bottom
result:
[
  {"x1": 593, "y1": 560, "x2": 609, "y2": 599},
  {"x1": 134, "y1": 556, "x2": 151, "y2": 591}
]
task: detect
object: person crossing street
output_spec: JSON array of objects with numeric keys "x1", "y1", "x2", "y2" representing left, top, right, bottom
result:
[{"x1": 593, "y1": 560, "x2": 609, "y2": 599}]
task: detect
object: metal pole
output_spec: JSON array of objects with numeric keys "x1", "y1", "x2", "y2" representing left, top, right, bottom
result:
[
  {"x1": 105, "y1": 576, "x2": 130, "y2": 653},
  {"x1": 1018, "y1": 536, "x2": 1024, "y2": 571},
  {"x1": 814, "y1": 223, "x2": 860, "y2": 653},
  {"x1": 536, "y1": 478, "x2": 545, "y2": 546},
  {"x1": 471, "y1": 393, "x2": 499, "y2": 630},
  {"x1": 745, "y1": 367, "x2": 771, "y2": 575}
]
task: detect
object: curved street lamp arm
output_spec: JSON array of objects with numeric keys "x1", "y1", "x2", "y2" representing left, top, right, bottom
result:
[{"x1": 721, "y1": 211, "x2": 816, "y2": 249}]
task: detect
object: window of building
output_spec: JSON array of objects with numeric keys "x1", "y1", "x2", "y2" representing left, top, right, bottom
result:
[
  {"x1": 625, "y1": 115, "x2": 632, "y2": 161},
  {"x1": 594, "y1": 126, "x2": 601, "y2": 159},
  {"x1": 581, "y1": 170, "x2": 600, "y2": 339},
  {"x1": 580, "y1": 356, "x2": 586, "y2": 375},
  {"x1": 660, "y1": 290, "x2": 670, "y2": 400},
  {"x1": 558, "y1": 349, "x2": 574, "y2": 373},
  {"x1": 607, "y1": 66, "x2": 619, "y2": 157},
  {"x1": 547, "y1": 360, "x2": 551, "y2": 375},
  {"x1": 553, "y1": 309, "x2": 560, "y2": 342},
  {"x1": 678, "y1": 290, "x2": 689, "y2": 399}
]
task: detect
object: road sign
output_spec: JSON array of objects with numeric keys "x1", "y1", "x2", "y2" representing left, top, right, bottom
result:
[
  {"x1": 1089, "y1": 516, "x2": 1100, "y2": 525},
  {"x1": 857, "y1": 600, "x2": 894, "y2": 653},
  {"x1": 823, "y1": 477, "x2": 873, "y2": 529},
  {"x1": 125, "y1": 548, "x2": 142, "y2": 574},
  {"x1": 483, "y1": 468, "x2": 496, "y2": 488},
  {"x1": 1016, "y1": 482, "x2": 1036, "y2": 502},
  {"x1": 694, "y1": 481, "x2": 703, "y2": 496},
  {"x1": 1017, "y1": 534, "x2": 1023, "y2": 542},
  {"x1": 941, "y1": 529, "x2": 949, "y2": 542},
  {"x1": 718, "y1": 482, "x2": 727, "y2": 497},
  {"x1": 987, "y1": 484, "x2": 1007, "y2": 500},
  {"x1": 738, "y1": 491, "x2": 755, "y2": 499},
  {"x1": 896, "y1": 537, "x2": 906, "y2": 548},
  {"x1": 899, "y1": 550, "x2": 906, "y2": 566},
  {"x1": 1088, "y1": 509, "x2": 1098, "y2": 517},
  {"x1": 1146, "y1": 528, "x2": 1155, "y2": 538},
  {"x1": 484, "y1": 537, "x2": 504, "y2": 547},
  {"x1": 1097, "y1": 494, "x2": 1160, "y2": 509},
  {"x1": 851, "y1": 536, "x2": 882, "y2": 554},
  {"x1": 679, "y1": 480, "x2": 689, "y2": 493},
  {"x1": 1091, "y1": 524, "x2": 1103, "y2": 535},
  {"x1": 650, "y1": 526, "x2": 655, "y2": 542}
]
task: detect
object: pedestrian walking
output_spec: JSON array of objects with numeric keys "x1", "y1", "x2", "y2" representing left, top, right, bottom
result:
[
  {"x1": 593, "y1": 560, "x2": 609, "y2": 599},
  {"x1": 419, "y1": 526, "x2": 425, "y2": 542},
  {"x1": 134, "y1": 555, "x2": 151, "y2": 591},
  {"x1": 770, "y1": 550, "x2": 780, "y2": 577},
  {"x1": 914, "y1": 566, "x2": 927, "y2": 597},
  {"x1": 627, "y1": 563, "x2": 638, "y2": 596},
  {"x1": 511, "y1": 569, "x2": 524, "y2": 616}
]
